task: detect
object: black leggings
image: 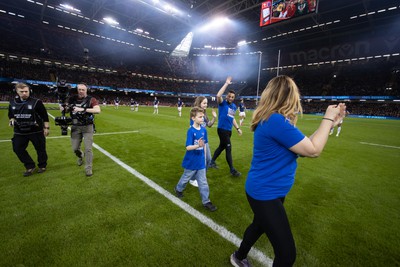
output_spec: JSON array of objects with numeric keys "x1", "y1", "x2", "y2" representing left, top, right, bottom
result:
[
  {"x1": 212, "y1": 128, "x2": 234, "y2": 171},
  {"x1": 236, "y1": 194, "x2": 296, "y2": 267}
]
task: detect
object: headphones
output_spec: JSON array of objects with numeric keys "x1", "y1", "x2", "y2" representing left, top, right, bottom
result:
[
  {"x1": 13, "y1": 83, "x2": 33, "y2": 95},
  {"x1": 76, "y1": 82, "x2": 90, "y2": 91}
]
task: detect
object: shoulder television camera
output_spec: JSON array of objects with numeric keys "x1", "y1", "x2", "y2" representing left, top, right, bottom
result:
[{"x1": 54, "y1": 80, "x2": 73, "y2": 135}]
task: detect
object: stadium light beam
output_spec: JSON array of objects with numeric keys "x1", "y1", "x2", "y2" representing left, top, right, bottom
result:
[
  {"x1": 163, "y1": 4, "x2": 180, "y2": 15},
  {"x1": 256, "y1": 51, "x2": 262, "y2": 106},
  {"x1": 197, "y1": 17, "x2": 230, "y2": 32}
]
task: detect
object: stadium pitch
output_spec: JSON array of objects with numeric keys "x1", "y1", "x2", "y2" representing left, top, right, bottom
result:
[{"x1": 0, "y1": 105, "x2": 399, "y2": 266}]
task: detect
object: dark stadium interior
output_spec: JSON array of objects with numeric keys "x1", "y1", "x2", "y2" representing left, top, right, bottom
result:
[{"x1": 0, "y1": 0, "x2": 399, "y2": 117}]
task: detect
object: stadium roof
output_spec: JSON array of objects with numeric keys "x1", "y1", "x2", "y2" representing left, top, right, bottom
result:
[{"x1": 0, "y1": 0, "x2": 399, "y2": 57}]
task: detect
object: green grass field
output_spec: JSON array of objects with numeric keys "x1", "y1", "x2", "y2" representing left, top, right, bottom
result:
[{"x1": 1, "y1": 104, "x2": 399, "y2": 267}]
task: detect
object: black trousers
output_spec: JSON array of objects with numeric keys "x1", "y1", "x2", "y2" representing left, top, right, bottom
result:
[
  {"x1": 212, "y1": 128, "x2": 234, "y2": 171},
  {"x1": 12, "y1": 132, "x2": 48, "y2": 169},
  {"x1": 236, "y1": 194, "x2": 296, "y2": 267}
]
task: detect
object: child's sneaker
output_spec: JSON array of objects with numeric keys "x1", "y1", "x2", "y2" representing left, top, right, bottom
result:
[
  {"x1": 189, "y1": 179, "x2": 199, "y2": 187},
  {"x1": 208, "y1": 161, "x2": 218, "y2": 169},
  {"x1": 174, "y1": 187, "x2": 184, "y2": 198},
  {"x1": 230, "y1": 251, "x2": 252, "y2": 267},
  {"x1": 203, "y1": 202, "x2": 217, "y2": 212}
]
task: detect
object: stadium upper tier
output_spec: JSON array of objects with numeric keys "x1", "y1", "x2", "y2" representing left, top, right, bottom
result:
[{"x1": 0, "y1": 55, "x2": 398, "y2": 98}]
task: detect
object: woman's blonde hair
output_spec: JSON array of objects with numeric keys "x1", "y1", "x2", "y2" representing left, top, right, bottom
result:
[{"x1": 250, "y1": 75, "x2": 302, "y2": 131}]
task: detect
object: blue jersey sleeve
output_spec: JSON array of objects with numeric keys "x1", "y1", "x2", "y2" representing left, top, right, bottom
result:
[
  {"x1": 268, "y1": 114, "x2": 305, "y2": 149},
  {"x1": 185, "y1": 128, "x2": 194, "y2": 147}
]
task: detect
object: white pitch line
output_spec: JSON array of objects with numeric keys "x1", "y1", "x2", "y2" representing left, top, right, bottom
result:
[
  {"x1": 93, "y1": 143, "x2": 273, "y2": 267},
  {"x1": 359, "y1": 142, "x2": 400, "y2": 149}
]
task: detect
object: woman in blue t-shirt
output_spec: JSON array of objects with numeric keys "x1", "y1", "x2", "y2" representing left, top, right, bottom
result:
[{"x1": 230, "y1": 76, "x2": 346, "y2": 267}]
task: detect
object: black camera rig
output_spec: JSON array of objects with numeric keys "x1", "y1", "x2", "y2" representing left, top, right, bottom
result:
[{"x1": 54, "y1": 80, "x2": 73, "y2": 135}]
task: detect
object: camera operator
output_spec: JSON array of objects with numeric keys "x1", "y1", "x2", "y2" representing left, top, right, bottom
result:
[
  {"x1": 8, "y1": 83, "x2": 50, "y2": 176},
  {"x1": 61, "y1": 83, "x2": 100, "y2": 176}
]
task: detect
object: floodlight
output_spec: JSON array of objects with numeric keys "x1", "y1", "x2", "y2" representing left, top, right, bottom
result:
[
  {"x1": 103, "y1": 17, "x2": 119, "y2": 25},
  {"x1": 163, "y1": 4, "x2": 180, "y2": 15},
  {"x1": 237, "y1": 40, "x2": 247, "y2": 46},
  {"x1": 164, "y1": 4, "x2": 172, "y2": 12},
  {"x1": 164, "y1": 4, "x2": 179, "y2": 14},
  {"x1": 60, "y1": 4, "x2": 73, "y2": 10},
  {"x1": 60, "y1": 3, "x2": 81, "y2": 13},
  {"x1": 138, "y1": 0, "x2": 186, "y2": 18}
]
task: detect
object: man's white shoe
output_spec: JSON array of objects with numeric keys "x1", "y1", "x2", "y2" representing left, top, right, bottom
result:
[{"x1": 189, "y1": 180, "x2": 199, "y2": 187}]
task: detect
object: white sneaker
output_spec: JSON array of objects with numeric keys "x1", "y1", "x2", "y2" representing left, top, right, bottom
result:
[{"x1": 189, "y1": 180, "x2": 198, "y2": 187}]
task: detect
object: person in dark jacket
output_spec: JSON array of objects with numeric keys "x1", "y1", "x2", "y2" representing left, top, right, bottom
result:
[{"x1": 8, "y1": 83, "x2": 50, "y2": 176}]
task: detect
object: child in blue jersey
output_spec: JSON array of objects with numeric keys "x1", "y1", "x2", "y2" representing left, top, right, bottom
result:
[
  {"x1": 188, "y1": 96, "x2": 217, "y2": 187},
  {"x1": 230, "y1": 76, "x2": 346, "y2": 267},
  {"x1": 174, "y1": 107, "x2": 217, "y2": 212}
]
